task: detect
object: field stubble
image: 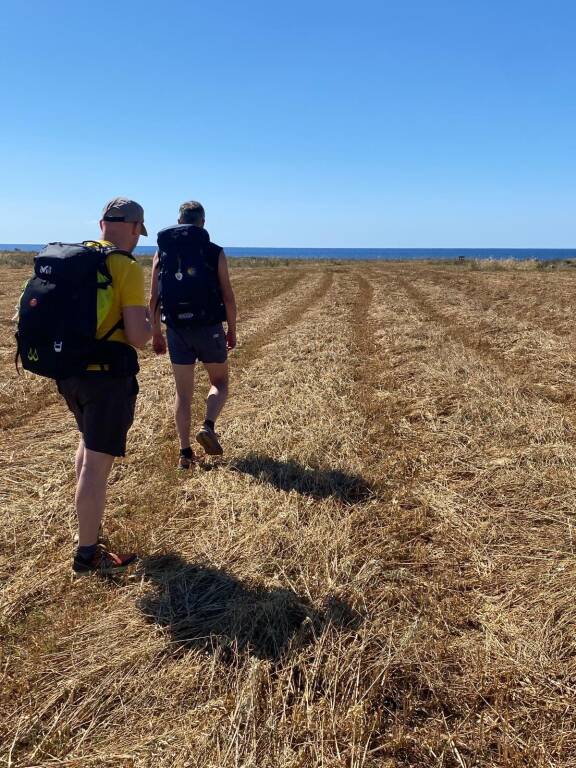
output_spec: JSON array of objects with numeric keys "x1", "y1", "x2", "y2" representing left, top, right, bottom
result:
[{"x1": 1, "y1": 263, "x2": 576, "y2": 765}]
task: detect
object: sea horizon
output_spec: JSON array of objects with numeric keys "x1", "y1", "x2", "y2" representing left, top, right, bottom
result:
[{"x1": 2, "y1": 244, "x2": 576, "y2": 261}]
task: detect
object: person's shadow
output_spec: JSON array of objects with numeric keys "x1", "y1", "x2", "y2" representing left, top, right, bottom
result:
[
  {"x1": 138, "y1": 553, "x2": 361, "y2": 662},
  {"x1": 230, "y1": 454, "x2": 373, "y2": 504}
]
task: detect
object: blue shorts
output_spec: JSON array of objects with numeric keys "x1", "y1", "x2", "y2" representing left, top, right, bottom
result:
[{"x1": 166, "y1": 323, "x2": 227, "y2": 365}]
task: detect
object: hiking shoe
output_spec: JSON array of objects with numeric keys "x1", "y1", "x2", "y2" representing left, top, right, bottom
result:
[
  {"x1": 72, "y1": 544, "x2": 137, "y2": 577},
  {"x1": 195, "y1": 426, "x2": 223, "y2": 456},
  {"x1": 73, "y1": 525, "x2": 107, "y2": 546}
]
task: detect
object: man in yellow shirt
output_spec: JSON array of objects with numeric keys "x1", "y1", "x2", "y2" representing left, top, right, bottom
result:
[{"x1": 56, "y1": 198, "x2": 152, "y2": 576}]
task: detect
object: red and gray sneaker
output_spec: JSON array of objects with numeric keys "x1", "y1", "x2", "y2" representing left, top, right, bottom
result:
[
  {"x1": 72, "y1": 544, "x2": 138, "y2": 577},
  {"x1": 195, "y1": 426, "x2": 223, "y2": 456}
]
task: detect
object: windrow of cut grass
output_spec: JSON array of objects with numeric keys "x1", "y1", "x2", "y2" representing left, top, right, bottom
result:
[
  {"x1": 0, "y1": 267, "x2": 315, "y2": 615},
  {"x1": 2, "y1": 262, "x2": 576, "y2": 766},
  {"x1": 2, "y1": 265, "x2": 379, "y2": 766},
  {"x1": 422, "y1": 265, "x2": 576, "y2": 339},
  {"x1": 355, "y1": 266, "x2": 576, "y2": 764},
  {"x1": 396, "y1": 267, "x2": 576, "y2": 401}
]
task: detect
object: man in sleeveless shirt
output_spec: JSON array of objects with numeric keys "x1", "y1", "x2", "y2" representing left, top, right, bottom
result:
[{"x1": 149, "y1": 201, "x2": 237, "y2": 468}]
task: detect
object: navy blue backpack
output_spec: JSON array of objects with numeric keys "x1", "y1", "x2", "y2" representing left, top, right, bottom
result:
[{"x1": 157, "y1": 225, "x2": 226, "y2": 328}]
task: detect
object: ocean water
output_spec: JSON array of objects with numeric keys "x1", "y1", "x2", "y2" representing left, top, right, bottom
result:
[{"x1": 2, "y1": 244, "x2": 576, "y2": 261}]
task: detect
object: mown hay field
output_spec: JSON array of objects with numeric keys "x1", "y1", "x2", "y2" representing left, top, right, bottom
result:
[{"x1": 2, "y1": 260, "x2": 576, "y2": 767}]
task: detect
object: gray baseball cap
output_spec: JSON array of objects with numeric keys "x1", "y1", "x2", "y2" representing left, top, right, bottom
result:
[{"x1": 102, "y1": 197, "x2": 148, "y2": 236}]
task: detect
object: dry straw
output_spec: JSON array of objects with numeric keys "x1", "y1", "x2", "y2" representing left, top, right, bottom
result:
[{"x1": 2, "y1": 261, "x2": 576, "y2": 766}]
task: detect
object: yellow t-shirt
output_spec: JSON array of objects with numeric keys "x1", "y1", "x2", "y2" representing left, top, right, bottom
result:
[{"x1": 89, "y1": 240, "x2": 146, "y2": 345}]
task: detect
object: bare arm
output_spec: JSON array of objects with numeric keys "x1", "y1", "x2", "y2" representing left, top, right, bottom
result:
[
  {"x1": 148, "y1": 250, "x2": 167, "y2": 354},
  {"x1": 149, "y1": 250, "x2": 162, "y2": 332},
  {"x1": 123, "y1": 305, "x2": 152, "y2": 349},
  {"x1": 218, "y1": 250, "x2": 237, "y2": 328}
]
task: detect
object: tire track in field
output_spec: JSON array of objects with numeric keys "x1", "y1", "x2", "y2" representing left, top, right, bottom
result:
[
  {"x1": 413, "y1": 269, "x2": 576, "y2": 373},
  {"x1": 0, "y1": 269, "x2": 372, "y2": 766},
  {"x1": 0, "y1": 268, "x2": 333, "y2": 587},
  {"x1": 234, "y1": 269, "x2": 333, "y2": 365},
  {"x1": 116, "y1": 265, "x2": 336, "y2": 530},
  {"x1": 395, "y1": 273, "x2": 576, "y2": 409},
  {"x1": 337, "y1": 270, "x2": 483, "y2": 759},
  {"x1": 345, "y1": 269, "x2": 434, "y2": 552},
  {"x1": 225, "y1": 268, "x2": 305, "y2": 315},
  {"x1": 0, "y1": 267, "x2": 341, "y2": 687},
  {"x1": 119, "y1": 266, "x2": 353, "y2": 601},
  {"x1": 0, "y1": 268, "x2": 308, "y2": 434},
  {"x1": 0, "y1": 269, "x2": 317, "y2": 578},
  {"x1": 347, "y1": 272, "x2": 385, "y2": 465},
  {"x1": 360, "y1": 271, "x2": 576, "y2": 762},
  {"x1": 424, "y1": 267, "x2": 576, "y2": 340},
  {"x1": 131, "y1": 267, "x2": 333, "y2": 450},
  {"x1": 396, "y1": 274, "x2": 511, "y2": 374},
  {"x1": 348, "y1": 268, "x2": 424, "y2": 473},
  {"x1": 0, "y1": 267, "x2": 324, "y2": 596},
  {"x1": 127, "y1": 267, "x2": 334, "y2": 463},
  {"x1": 0, "y1": 266, "x2": 296, "y2": 432},
  {"x1": 343, "y1": 269, "x2": 527, "y2": 758}
]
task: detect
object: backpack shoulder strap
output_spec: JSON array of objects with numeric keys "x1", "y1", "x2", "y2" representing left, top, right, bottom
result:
[
  {"x1": 82, "y1": 241, "x2": 135, "y2": 261},
  {"x1": 105, "y1": 247, "x2": 136, "y2": 262},
  {"x1": 81, "y1": 243, "x2": 137, "y2": 341},
  {"x1": 82, "y1": 241, "x2": 135, "y2": 286},
  {"x1": 99, "y1": 319, "x2": 124, "y2": 342}
]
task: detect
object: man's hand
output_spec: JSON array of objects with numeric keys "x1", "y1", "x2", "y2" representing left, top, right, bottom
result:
[
  {"x1": 226, "y1": 328, "x2": 237, "y2": 350},
  {"x1": 152, "y1": 331, "x2": 167, "y2": 355}
]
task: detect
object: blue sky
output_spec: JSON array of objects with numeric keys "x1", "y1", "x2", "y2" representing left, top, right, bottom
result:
[{"x1": 1, "y1": 0, "x2": 575, "y2": 247}]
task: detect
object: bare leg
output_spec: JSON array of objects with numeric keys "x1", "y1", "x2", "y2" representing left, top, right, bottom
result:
[
  {"x1": 203, "y1": 361, "x2": 229, "y2": 423},
  {"x1": 76, "y1": 448, "x2": 115, "y2": 547},
  {"x1": 172, "y1": 363, "x2": 196, "y2": 449},
  {"x1": 75, "y1": 437, "x2": 85, "y2": 481}
]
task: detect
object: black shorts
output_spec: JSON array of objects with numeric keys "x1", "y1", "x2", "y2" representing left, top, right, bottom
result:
[
  {"x1": 166, "y1": 323, "x2": 228, "y2": 365},
  {"x1": 57, "y1": 375, "x2": 139, "y2": 457}
]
